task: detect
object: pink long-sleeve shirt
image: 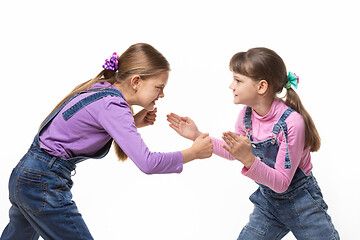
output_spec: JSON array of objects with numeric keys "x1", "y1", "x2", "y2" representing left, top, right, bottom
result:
[{"x1": 211, "y1": 99, "x2": 313, "y2": 193}]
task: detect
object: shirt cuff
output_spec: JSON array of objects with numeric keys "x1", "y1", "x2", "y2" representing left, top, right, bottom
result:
[{"x1": 173, "y1": 151, "x2": 184, "y2": 173}]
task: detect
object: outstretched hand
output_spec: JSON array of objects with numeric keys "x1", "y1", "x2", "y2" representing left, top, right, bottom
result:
[
  {"x1": 134, "y1": 108, "x2": 157, "y2": 128},
  {"x1": 167, "y1": 113, "x2": 201, "y2": 141},
  {"x1": 222, "y1": 131, "x2": 255, "y2": 169}
]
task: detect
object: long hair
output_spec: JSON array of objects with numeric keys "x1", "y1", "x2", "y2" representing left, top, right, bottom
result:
[
  {"x1": 41, "y1": 43, "x2": 170, "y2": 161},
  {"x1": 229, "y1": 47, "x2": 321, "y2": 152}
]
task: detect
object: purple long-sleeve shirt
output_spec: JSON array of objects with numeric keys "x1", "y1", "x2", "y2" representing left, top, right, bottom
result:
[{"x1": 39, "y1": 82, "x2": 183, "y2": 174}]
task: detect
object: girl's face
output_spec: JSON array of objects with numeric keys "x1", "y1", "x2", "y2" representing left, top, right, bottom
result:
[
  {"x1": 229, "y1": 72, "x2": 259, "y2": 106},
  {"x1": 136, "y1": 71, "x2": 168, "y2": 110}
]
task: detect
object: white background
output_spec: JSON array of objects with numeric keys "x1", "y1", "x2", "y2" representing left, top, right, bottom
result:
[{"x1": 0, "y1": 0, "x2": 359, "y2": 239}]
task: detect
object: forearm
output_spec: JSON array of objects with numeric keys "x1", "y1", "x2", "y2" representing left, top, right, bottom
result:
[
  {"x1": 211, "y1": 137, "x2": 235, "y2": 160},
  {"x1": 242, "y1": 158, "x2": 292, "y2": 193}
]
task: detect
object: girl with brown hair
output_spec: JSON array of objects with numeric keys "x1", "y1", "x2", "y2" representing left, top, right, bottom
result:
[
  {"x1": 1, "y1": 43, "x2": 213, "y2": 239},
  {"x1": 167, "y1": 47, "x2": 339, "y2": 239}
]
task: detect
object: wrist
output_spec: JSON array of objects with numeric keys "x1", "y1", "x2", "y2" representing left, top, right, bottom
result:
[
  {"x1": 181, "y1": 148, "x2": 196, "y2": 164},
  {"x1": 243, "y1": 156, "x2": 255, "y2": 169},
  {"x1": 191, "y1": 131, "x2": 202, "y2": 141}
]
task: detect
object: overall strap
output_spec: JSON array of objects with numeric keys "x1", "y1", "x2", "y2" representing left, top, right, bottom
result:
[
  {"x1": 33, "y1": 91, "x2": 84, "y2": 147},
  {"x1": 272, "y1": 108, "x2": 295, "y2": 169},
  {"x1": 243, "y1": 106, "x2": 253, "y2": 137},
  {"x1": 62, "y1": 88, "x2": 124, "y2": 121},
  {"x1": 33, "y1": 88, "x2": 124, "y2": 147}
]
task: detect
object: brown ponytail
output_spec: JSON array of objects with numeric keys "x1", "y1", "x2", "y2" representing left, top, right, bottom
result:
[
  {"x1": 40, "y1": 43, "x2": 170, "y2": 161},
  {"x1": 284, "y1": 88, "x2": 321, "y2": 152},
  {"x1": 230, "y1": 47, "x2": 321, "y2": 152}
]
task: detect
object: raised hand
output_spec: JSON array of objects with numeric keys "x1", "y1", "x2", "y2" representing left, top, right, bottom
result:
[
  {"x1": 222, "y1": 131, "x2": 255, "y2": 169},
  {"x1": 134, "y1": 108, "x2": 157, "y2": 128},
  {"x1": 167, "y1": 113, "x2": 201, "y2": 141}
]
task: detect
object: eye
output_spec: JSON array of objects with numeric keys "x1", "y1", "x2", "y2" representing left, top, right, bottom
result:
[{"x1": 156, "y1": 86, "x2": 164, "y2": 92}]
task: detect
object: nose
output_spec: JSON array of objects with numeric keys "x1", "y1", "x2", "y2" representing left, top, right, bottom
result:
[
  {"x1": 229, "y1": 80, "x2": 235, "y2": 90},
  {"x1": 159, "y1": 89, "x2": 165, "y2": 98}
]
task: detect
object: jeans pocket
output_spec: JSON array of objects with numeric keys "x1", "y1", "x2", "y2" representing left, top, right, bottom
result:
[
  {"x1": 46, "y1": 176, "x2": 73, "y2": 208},
  {"x1": 303, "y1": 187, "x2": 328, "y2": 212},
  {"x1": 295, "y1": 187, "x2": 339, "y2": 239},
  {"x1": 16, "y1": 170, "x2": 47, "y2": 214}
]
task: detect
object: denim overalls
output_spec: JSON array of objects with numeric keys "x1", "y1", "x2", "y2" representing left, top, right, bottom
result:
[
  {"x1": 237, "y1": 107, "x2": 339, "y2": 240},
  {"x1": 1, "y1": 88, "x2": 124, "y2": 240}
]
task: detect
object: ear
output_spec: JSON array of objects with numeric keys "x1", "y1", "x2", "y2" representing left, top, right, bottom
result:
[
  {"x1": 257, "y1": 80, "x2": 269, "y2": 95},
  {"x1": 130, "y1": 75, "x2": 141, "y2": 92}
]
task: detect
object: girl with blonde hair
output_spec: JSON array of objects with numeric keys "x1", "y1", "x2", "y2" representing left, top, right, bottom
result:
[{"x1": 1, "y1": 43, "x2": 213, "y2": 239}]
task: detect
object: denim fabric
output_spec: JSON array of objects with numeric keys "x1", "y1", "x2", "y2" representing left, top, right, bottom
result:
[
  {"x1": 237, "y1": 107, "x2": 339, "y2": 240},
  {"x1": 1, "y1": 145, "x2": 92, "y2": 240},
  {"x1": 1, "y1": 88, "x2": 124, "y2": 240},
  {"x1": 243, "y1": 106, "x2": 294, "y2": 170}
]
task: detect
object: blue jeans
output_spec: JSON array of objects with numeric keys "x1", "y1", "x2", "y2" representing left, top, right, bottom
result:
[
  {"x1": 1, "y1": 145, "x2": 93, "y2": 240},
  {"x1": 237, "y1": 173, "x2": 339, "y2": 240}
]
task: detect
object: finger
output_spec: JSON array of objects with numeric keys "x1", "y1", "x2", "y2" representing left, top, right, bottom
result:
[
  {"x1": 202, "y1": 137, "x2": 212, "y2": 145},
  {"x1": 145, "y1": 114, "x2": 157, "y2": 121},
  {"x1": 224, "y1": 131, "x2": 241, "y2": 145},
  {"x1": 167, "y1": 114, "x2": 180, "y2": 123},
  {"x1": 204, "y1": 136, "x2": 212, "y2": 142},
  {"x1": 200, "y1": 133, "x2": 210, "y2": 139},
  {"x1": 145, "y1": 117, "x2": 155, "y2": 125},
  {"x1": 222, "y1": 131, "x2": 236, "y2": 143},
  {"x1": 169, "y1": 113, "x2": 182, "y2": 120},
  {"x1": 146, "y1": 111, "x2": 157, "y2": 117},
  {"x1": 223, "y1": 131, "x2": 236, "y2": 139},
  {"x1": 222, "y1": 144, "x2": 231, "y2": 153},
  {"x1": 146, "y1": 120, "x2": 155, "y2": 125},
  {"x1": 146, "y1": 108, "x2": 157, "y2": 115},
  {"x1": 226, "y1": 131, "x2": 240, "y2": 140},
  {"x1": 138, "y1": 108, "x2": 149, "y2": 115},
  {"x1": 222, "y1": 135, "x2": 233, "y2": 147},
  {"x1": 166, "y1": 115, "x2": 180, "y2": 125},
  {"x1": 180, "y1": 116, "x2": 190, "y2": 122},
  {"x1": 147, "y1": 117, "x2": 156, "y2": 123},
  {"x1": 169, "y1": 124, "x2": 180, "y2": 132}
]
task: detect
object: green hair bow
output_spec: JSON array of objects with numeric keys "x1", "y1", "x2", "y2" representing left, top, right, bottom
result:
[{"x1": 285, "y1": 72, "x2": 299, "y2": 89}]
